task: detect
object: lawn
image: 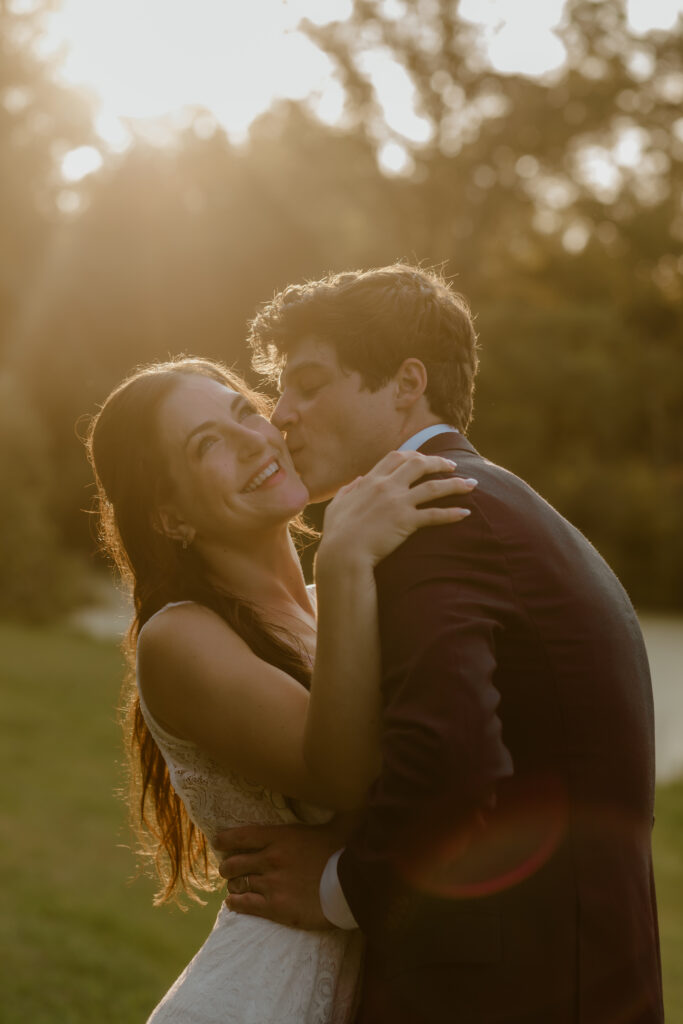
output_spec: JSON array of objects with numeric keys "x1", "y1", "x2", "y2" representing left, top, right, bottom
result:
[
  {"x1": 1, "y1": 621, "x2": 681, "y2": 1020},
  {"x1": 0, "y1": 622, "x2": 217, "y2": 1023}
]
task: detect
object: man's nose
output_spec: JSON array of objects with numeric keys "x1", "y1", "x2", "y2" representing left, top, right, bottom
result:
[{"x1": 272, "y1": 394, "x2": 297, "y2": 431}]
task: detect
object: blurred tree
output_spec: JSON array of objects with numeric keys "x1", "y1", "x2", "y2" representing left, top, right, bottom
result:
[
  {"x1": 471, "y1": 299, "x2": 683, "y2": 604},
  {"x1": 300, "y1": 0, "x2": 682, "y2": 283},
  {"x1": 0, "y1": 0, "x2": 92, "y2": 357},
  {"x1": 0, "y1": 0, "x2": 94, "y2": 618},
  {"x1": 0, "y1": 369, "x2": 88, "y2": 619},
  {"x1": 1, "y1": 0, "x2": 681, "y2": 612},
  {"x1": 298, "y1": 0, "x2": 683, "y2": 606},
  {"x1": 13, "y1": 103, "x2": 410, "y2": 547}
]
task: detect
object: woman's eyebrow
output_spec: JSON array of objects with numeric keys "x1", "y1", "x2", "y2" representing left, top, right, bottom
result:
[{"x1": 183, "y1": 396, "x2": 242, "y2": 448}]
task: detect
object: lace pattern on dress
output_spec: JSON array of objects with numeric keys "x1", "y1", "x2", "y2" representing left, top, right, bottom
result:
[{"x1": 136, "y1": 601, "x2": 362, "y2": 1024}]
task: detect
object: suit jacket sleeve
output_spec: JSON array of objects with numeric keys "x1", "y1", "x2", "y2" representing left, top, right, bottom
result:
[{"x1": 337, "y1": 495, "x2": 515, "y2": 934}]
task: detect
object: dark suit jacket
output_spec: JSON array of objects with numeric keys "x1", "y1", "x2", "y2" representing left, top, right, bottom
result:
[{"x1": 338, "y1": 433, "x2": 663, "y2": 1023}]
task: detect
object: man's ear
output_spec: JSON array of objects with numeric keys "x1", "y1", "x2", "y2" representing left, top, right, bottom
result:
[
  {"x1": 394, "y1": 358, "x2": 428, "y2": 411},
  {"x1": 153, "y1": 504, "x2": 196, "y2": 547}
]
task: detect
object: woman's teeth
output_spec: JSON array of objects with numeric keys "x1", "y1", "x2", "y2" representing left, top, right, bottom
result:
[{"x1": 243, "y1": 461, "x2": 279, "y2": 493}]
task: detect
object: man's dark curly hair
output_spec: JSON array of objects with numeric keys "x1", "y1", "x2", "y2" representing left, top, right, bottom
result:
[{"x1": 248, "y1": 263, "x2": 479, "y2": 433}]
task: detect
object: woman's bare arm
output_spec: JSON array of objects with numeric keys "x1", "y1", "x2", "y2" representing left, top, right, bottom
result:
[
  {"x1": 138, "y1": 603, "x2": 332, "y2": 806},
  {"x1": 138, "y1": 452, "x2": 476, "y2": 811}
]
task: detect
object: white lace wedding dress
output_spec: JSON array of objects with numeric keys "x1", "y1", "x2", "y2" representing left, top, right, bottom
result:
[{"x1": 137, "y1": 606, "x2": 362, "y2": 1024}]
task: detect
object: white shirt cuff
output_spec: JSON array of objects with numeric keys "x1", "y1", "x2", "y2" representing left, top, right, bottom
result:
[{"x1": 319, "y1": 849, "x2": 358, "y2": 930}]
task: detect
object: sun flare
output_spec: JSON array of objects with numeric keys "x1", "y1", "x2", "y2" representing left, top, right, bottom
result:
[
  {"x1": 45, "y1": 0, "x2": 683, "y2": 170},
  {"x1": 49, "y1": 0, "x2": 350, "y2": 144}
]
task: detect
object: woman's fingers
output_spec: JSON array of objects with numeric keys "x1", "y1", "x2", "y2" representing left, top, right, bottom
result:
[
  {"x1": 410, "y1": 475, "x2": 478, "y2": 506},
  {"x1": 415, "y1": 505, "x2": 472, "y2": 525},
  {"x1": 366, "y1": 449, "x2": 417, "y2": 475},
  {"x1": 320, "y1": 450, "x2": 477, "y2": 570},
  {"x1": 386, "y1": 451, "x2": 458, "y2": 483},
  {"x1": 369, "y1": 450, "x2": 456, "y2": 481}
]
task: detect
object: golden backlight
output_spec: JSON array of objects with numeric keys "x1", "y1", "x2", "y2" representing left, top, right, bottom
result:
[
  {"x1": 45, "y1": 0, "x2": 681, "y2": 173},
  {"x1": 50, "y1": 0, "x2": 350, "y2": 142}
]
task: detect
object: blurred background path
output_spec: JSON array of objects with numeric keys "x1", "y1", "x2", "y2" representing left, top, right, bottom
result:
[{"x1": 639, "y1": 615, "x2": 683, "y2": 782}]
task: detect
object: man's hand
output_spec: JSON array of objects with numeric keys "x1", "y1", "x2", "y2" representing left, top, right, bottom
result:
[{"x1": 215, "y1": 820, "x2": 348, "y2": 931}]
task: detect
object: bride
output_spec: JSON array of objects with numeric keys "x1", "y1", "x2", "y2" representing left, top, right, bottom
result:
[{"x1": 86, "y1": 356, "x2": 476, "y2": 1023}]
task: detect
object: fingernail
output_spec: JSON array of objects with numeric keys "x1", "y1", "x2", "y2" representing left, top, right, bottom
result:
[
  {"x1": 464, "y1": 478, "x2": 478, "y2": 486},
  {"x1": 457, "y1": 508, "x2": 471, "y2": 516}
]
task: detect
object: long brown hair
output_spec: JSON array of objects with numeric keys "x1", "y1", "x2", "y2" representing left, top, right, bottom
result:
[{"x1": 86, "y1": 356, "x2": 314, "y2": 904}]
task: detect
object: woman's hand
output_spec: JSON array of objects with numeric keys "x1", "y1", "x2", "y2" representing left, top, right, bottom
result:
[{"x1": 317, "y1": 450, "x2": 477, "y2": 573}]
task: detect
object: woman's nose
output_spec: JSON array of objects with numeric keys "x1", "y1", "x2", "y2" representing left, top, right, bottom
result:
[{"x1": 235, "y1": 422, "x2": 268, "y2": 459}]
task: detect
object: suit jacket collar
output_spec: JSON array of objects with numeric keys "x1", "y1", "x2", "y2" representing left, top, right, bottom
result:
[{"x1": 418, "y1": 431, "x2": 480, "y2": 458}]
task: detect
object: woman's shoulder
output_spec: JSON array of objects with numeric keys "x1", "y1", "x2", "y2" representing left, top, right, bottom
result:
[
  {"x1": 137, "y1": 601, "x2": 248, "y2": 672},
  {"x1": 136, "y1": 601, "x2": 261, "y2": 738}
]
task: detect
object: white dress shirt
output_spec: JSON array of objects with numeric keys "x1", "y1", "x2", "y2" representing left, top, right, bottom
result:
[{"x1": 319, "y1": 424, "x2": 459, "y2": 929}]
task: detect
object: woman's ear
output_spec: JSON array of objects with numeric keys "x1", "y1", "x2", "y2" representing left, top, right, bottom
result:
[
  {"x1": 394, "y1": 358, "x2": 428, "y2": 411},
  {"x1": 153, "y1": 505, "x2": 196, "y2": 548}
]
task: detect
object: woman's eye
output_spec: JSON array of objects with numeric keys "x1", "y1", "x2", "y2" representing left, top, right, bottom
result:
[
  {"x1": 197, "y1": 435, "x2": 218, "y2": 456},
  {"x1": 238, "y1": 402, "x2": 259, "y2": 421}
]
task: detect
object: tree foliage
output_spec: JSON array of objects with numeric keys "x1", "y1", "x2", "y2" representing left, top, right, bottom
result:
[
  {"x1": 0, "y1": 369, "x2": 88, "y2": 619},
  {"x1": 1, "y1": 0, "x2": 681, "y2": 616},
  {"x1": 0, "y1": 0, "x2": 92, "y2": 355}
]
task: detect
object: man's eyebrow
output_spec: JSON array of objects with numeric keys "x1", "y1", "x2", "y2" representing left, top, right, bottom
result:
[
  {"x1": 184, "y1": 395, "x2": 241, "y2": 448},
  {"x1": 278, "y1": 360, "x2": 327, "y2": 392}
]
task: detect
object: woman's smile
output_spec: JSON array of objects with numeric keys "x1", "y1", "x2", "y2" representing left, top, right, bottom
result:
[
  {"x1": 151, "y1": 375, "x2": 311, "y2": 549},
  {"x1": 242, "y1": 458, "x2": 283, "y2": 494}
]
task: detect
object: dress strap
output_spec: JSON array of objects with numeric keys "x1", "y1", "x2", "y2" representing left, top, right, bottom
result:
[{"x1": 141, "y1": 599, "x2": 196, "y2": 632}]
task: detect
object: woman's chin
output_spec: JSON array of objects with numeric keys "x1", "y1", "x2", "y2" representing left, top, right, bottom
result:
[
  {"x1": 263, "y1": 484, "x2": 309, "y2": 523},
  {"x1": 295, "y1": 482, "x2": 310, "y2": 509},
  {"x1": 279, "y1": 478, "x2": 310, "y2": 515}
]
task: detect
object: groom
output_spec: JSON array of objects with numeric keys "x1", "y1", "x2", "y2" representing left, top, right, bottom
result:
[{"x1": 217, "y1": 264, "x2": 663, "y2": 1022}]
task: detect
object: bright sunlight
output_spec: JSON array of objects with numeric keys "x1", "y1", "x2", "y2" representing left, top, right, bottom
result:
[
  {"x1": 48, "y1": 0, "x2": 350, "y2": 145},
  {"x1": 44, "y1": 0, "x2": 683, "y2": 167}
]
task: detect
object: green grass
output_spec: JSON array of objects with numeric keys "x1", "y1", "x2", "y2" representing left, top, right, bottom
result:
[
  {"x1": 1, "y1": 621, "x2": 681, "y2": 1020},
  {"x1": 0, "y1": 622, "x2": 217, "y2": 1023}
]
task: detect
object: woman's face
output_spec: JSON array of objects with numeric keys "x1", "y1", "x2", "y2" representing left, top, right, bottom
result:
[{"x1": 155, "y1": 374, "x2": 309, "y2": 546}]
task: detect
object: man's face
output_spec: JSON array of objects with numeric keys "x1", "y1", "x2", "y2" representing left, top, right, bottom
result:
[{"x1": 271, "y1": 337, "x2": 403, "y2": 503}]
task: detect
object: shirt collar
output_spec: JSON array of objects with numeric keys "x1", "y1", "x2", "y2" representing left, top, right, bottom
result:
[{"x1": 398, "y1": 423, "x2": 459, "y2": 452}]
